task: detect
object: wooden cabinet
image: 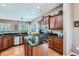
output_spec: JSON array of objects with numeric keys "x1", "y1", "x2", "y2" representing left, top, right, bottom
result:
[
  {"x1": 27, "y1": 44, "x2": 32, "y2": 56},
  {"x1": 50, "y1": 16, "x2": 57, "y2": 30},
  {"x1": 0, "y1": 37, "x2": 3, "y2": 51},
  {"x1": 52, "y1": 37, "x2": 63, "y2": 54},
  {"x1": 3, "y1": 36, "x2": 9, "y2": 49},
  {"x1": 39, "y1": 16, "x2": 50, "y2": 31},
  {"x1": 40, "y1": 19, "x2": 44, "y2": 30},
  {"x1": 48, "y1": 36, "x2": 63, "y2": 55},
  {"x1": 43, "y1": 16, "x2": 50, "y2": 25},
  {"x1": 57, "y1": 14, "x2": 63, "y2": 29},
  {"x1": 49, "y1": 14, "x2": 63, "y2": 30},
  {"x1": 24, "y1": 43, "x2": 28, "y2": 56},
  {"x1": 39, "y1": 10, "x2": 63, "y2": 30},
  {"x1": 3, "y1": 36, "x2": 13, "y2": 49},
  {"x1": 43, "y1": 16, "x2": 50, "y2": 29},
  {"x1": 49, "y1": 10, "x2": 63, "y2": 30},
  {"x1": 8, "y1": 36, "x2": 13, "y2": 47}
]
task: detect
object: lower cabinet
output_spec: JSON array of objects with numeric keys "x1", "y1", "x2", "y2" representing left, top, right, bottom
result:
[
  {"x1": 0, "y1": 37, "x2": 3, "y2": 51},
  {"x1": 27, "y1": 44, "x2": 32, "y2": 56},
  {"x1": 0, "y1": 35, "x2": 24, "y2": 52},
  {"x1": 24, "y1": 43, "x2": 28, "y2": 56},
  {"x1": 3, "y1": 36, "x2": 14, "y2": 50},
  {"x1": 52, "y1": 37, "x2": 63, "y2": 54},
  {"x1": 48, "y1": 36, "x2": 63, "y2": 55},
  {"x1": 8, "y1": 36, "x2": 14, "y2": 47},
  {"x1": 3, "y1": 37, "x2": 9, "y2": 49}
]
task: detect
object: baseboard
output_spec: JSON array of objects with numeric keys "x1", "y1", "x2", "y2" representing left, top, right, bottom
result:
[{"x1": 67, "y1": 52, "x2": 78, "y2": 56}]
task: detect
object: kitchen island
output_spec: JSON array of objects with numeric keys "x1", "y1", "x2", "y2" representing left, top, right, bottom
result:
[{"x1": 24, "y1": 35, "x2": 48, "y2": 56}]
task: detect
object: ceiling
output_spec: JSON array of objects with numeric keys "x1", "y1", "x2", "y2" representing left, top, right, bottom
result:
[{"x1": 0, "y1": 3, "x2": 61, "y2": 21}]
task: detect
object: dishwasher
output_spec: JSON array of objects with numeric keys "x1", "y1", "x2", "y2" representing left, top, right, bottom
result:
[{"x1": 14, "y1": 35, "x2": 23, "y2": 45}]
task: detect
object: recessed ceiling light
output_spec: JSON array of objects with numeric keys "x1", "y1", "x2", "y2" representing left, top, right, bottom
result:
[
  {"x1": 2, "y1": 4, "x2": 6, "y2": 8},
  {"x1": 36, "y1": 6, "x2": 40, "y2": 9}
]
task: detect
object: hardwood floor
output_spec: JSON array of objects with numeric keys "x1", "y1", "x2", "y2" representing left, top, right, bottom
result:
[
  {"x1": 48, "y1": 48, "x2": 61, "y2": 56},
  {"x1": 0, "y1": 45, "x2": 61, "y2": 56},
  {"x1": 0, "y1": 45, "x2": 25, "y2": 56}
]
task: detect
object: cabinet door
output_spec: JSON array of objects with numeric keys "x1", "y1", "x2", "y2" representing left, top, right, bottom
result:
[
  {"x1": 0, "y1": 37, "x2": 3, "y2": 51},
  {"x1": 57, "y1": 14, "x2": 63, "y2": 29},
  {"x1": 33, "y1": 43, "x2": 48, "y2": 56},
  {"x1": 53, "y1": 38, "x2": 63, "y2": 54},
  {"x1": 43, "y1": 16, "x2": 49, "y2": 25},
  {"x1": 48, "y1": 37, "x2": 53, "y2": 48},
  {"x1": 41, "y1": 20, "x2": 44, "y2": 30},
  {"x1": 24, "y1": 43, "x2": 28, "y2": 56},
  {"x1": 8, "y1": 36, "x2": 13, "y2": 47},
  {"x1": 27, "y1": 44, "x2": 32, "y2": 56},
  {"x1": 50, "y1": 16, "x2": 57, "y2": 30},
  {"x1": 49, "y1": 40, "x2": 53, "y2": 48},
  {"x1": 3, "y1": 37, "x2": 9, "y2": 49}
]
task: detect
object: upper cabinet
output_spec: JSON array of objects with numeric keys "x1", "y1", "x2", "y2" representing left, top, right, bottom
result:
[
  {"x1": 50, "y1": 10, "x2": 63, "y2": 30},
  {"x1": 50, "y1": 15, "x2": 57, "y2": 30},
  {"x1": 39, "y1": 10, "x2": 63, "y2": 31},
  {"x1": 57, "y1": 14, "x2": 63, "y2": 29},
  {"x1": 43, "y1": 16, "x2": 50, "y2": 25},
  {"x1": 42, "y1": 16, "x2": 50, "y2": 31},
  {"x1": 41, "y1": 19, "x2": 44, "y2": 30}
]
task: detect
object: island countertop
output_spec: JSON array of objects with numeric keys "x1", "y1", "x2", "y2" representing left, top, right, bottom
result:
[{"x1": 25, "y1": 35, "x2": 49, "y2": 47}]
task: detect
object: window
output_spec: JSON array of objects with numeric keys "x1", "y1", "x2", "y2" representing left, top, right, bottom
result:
[
  {"x1": 18, "y1": 22, "x2": 29, "y2": 32},
  {"x1": 0, "y1": 23, "x2": 12, "y2": 32}
]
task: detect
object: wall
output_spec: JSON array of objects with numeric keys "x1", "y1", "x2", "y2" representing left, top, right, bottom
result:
[
  {"x1": 63, "y1": 4, "x2": 73, "y2": 55},
  {"x1": 0, "y1": 19, "x2": 30, "y2": 32},
  {"x1": 72, "y1": 4, "x2": 79, "y2": 54},
  {"x1": 64, "y1": 3, "x2": 79, "y2": 55},
  {"x1": 0, "y1": 19, "x2": 18, "y2": 32}
]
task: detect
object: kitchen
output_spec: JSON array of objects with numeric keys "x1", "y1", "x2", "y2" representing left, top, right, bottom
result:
[{"x1": 0, "y1": 3, "x2": 63, "y2": 56}]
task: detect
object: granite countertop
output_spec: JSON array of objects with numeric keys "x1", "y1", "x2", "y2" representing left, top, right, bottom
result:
[
  {"x1": 0, "y1": 32, "x2": 28, "y2": 37},
  {"x1": 47, "y1": 33, "x2": 63, "y2": 39},
  {"x1": 25, "y1": 33, "x2": 63, "y2": 47},
  {"x1": 25, "y1": 35, "x2": 49, "y2": 47}
]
